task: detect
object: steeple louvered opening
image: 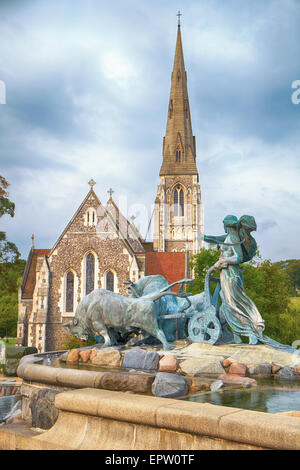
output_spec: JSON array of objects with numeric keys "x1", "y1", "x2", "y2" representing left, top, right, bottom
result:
[{"x1": 173, "y1": 186, "x2": 184, "y2": 217}]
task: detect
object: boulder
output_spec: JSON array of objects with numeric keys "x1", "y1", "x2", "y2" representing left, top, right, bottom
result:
[
  {"x1": 180, "y1": 357, "x2": 225, "y2": 376},
  {"x1": 5, "y1": 346, "x2": 37, "y2": 360},
  {"x1": 222, "y1": 358, "x2": 232, "y2": 368},
  {"x1": 276, "y1": 366, "x2": 298, "y2": 381},
  {"x1": 66, "y1": 349, "x2": 79, "y2": 363},
  {"x1": 272, "y1": 364, "x2": 282, "y2": 375},
  {"x1": 3, "y1": 346, "x2": 38, "y2": 377},
  {"x1": 218, "y1": 373, "x2": 257, "y2": 387},
  {"x1": 158, "y1": 354, "x2": 178, "y2": 372},
  {"x1": 187, "y1": 378, "x2": 211, "y2": 392},
  {"x1": 91, "y1": 348, "x2": 121, "y2": 368},
  {"x1": 122, "y1": 348, "x2": 160, "y2": 371},
  {"x1": 3, "y1": 359, "x2": 20, "y2": 377},
  {"x1": 79, "y1": 350, "x2": 91, "y2": 363},
  {"x1": 29, "y1": 388, "x2": 59, "y2": 430},
  {"x1": 89, "y1": 348, "x2": 98, "y2": 362},
  {"x1": 59, "y1": 352, "x2": 69, "y2": 362},
  {"x1": 152, "y1": 372, "x2": 188, "y2": 398},
  {"x1": 228, "y1": 362, "x2": 247, "y2": 376},
  {"x1": 210, "y1": 380, "x2": 224, "y2": 392},
  {"x1": 247, "y1": 363, "x2": 272, "y2": 377},
  {"x1": 99, "y1": 373, "x2": 154, "y2": 393}
]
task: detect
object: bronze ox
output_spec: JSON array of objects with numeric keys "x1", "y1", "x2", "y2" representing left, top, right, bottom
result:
[{"x1": 63, "y1": 288, "x2": 186, "y2": 350}]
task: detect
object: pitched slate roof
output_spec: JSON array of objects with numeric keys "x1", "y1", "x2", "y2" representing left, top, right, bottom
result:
[
  {"x1": 21, "y1": 249, "x2": 50, "y2": 299},
  {"x1": 145, "y1": 251, "x2": 186, "y2": 288}
]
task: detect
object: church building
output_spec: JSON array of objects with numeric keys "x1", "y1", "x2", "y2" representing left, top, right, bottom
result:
[{"x1": 17, "y1": 20, "x2": 204, "y2": 352}]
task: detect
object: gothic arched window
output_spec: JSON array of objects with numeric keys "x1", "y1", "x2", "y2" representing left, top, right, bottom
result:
[
  {"x1": 85, "y1": 253, "x2": 95, "y2": 295},
  {"x1": 106, "y1": 271, "x2": 114, "y2": 292},
  {"x1": 66, "y1": 271, "x2": 74, "y2": 312},
  {"x1": 179, "y1": 188, "x2": 184, "y2": 216},
  {"x1": 175, "y1": 149, "x2": 181, "y2": 162},
  {"x1": 173, "y1": 187, "x2": 184, "y2": 216}
]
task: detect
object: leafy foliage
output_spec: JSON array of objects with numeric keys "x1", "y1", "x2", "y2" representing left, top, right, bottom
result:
[
  {"x1": 0, "y1": 232, "x2": 20, "y2": 263},
  {"x1": 61, "y1": 335, "x2": 98, "y2": 350},
  {"x1": 275, "y1": 259, "x2": 300, "y2": 296},
  {"x1": 0, "y1": 176, "x2": 15, "y2": 218},
  {"x1": 188, "y1": 246, "x2": 220, "y2": 295},
  {"x1": 0, "y1": 176, "x2": 22, "y2": 336},
  {"x1": 0, "y1": 176, "x2": 19, "y2": 263},
  {"x1": 0, "y1": 260, "x2": 26, "y2": 337}
]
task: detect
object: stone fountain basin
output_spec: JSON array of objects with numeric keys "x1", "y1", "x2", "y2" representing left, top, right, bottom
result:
[{"x1": 16, "y1": 341, "x2": 300, "y2": 427}]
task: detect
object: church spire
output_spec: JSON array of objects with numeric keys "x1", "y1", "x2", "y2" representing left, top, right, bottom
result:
[{"x1": 159, "y1": 19, "x2": 198, "y2": 176}]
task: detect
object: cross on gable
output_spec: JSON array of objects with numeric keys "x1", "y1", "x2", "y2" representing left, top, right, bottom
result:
[
  {"x1": 88, "y1": 179, "x2": 96, "y2": 189},
  {"x1": 107, "y1": 188, "x2": 114, "y2": 198}
]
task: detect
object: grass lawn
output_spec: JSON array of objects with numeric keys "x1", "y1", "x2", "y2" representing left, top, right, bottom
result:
[
  {"x1": 290, "y1": 297, "x2": 300, "y2": 308},
  {"x1": 0, "y1": 338, "x2": 16, "y2": 347}
]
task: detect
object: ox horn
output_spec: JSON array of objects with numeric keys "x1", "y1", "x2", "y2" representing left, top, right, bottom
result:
[
  {"x1": 151, "y1": 292, "x2": 186, "y2": 302},
  {"x1": 63, "y1": 321, "x2": 72, "y2": 328}
]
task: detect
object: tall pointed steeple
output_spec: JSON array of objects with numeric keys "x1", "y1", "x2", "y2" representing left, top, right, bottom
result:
[
  {"x1": 160, "y1": 20, "x2": 198, "y2": 176},
  {"x1": 153, "y1": 16, "x2": 204, "y2": 255}
]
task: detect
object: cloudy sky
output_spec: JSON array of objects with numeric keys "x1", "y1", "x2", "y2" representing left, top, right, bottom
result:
[{"x1": 1, "y1": 0, "x2": 300, "y2": 262}]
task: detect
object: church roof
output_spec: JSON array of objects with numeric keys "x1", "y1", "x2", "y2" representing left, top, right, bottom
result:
[
  {"x1": 21, "y1": 248, "x2": 50, "y2": 299},
  {"x1": 48, "y1": 187, "x2": 101, "y2": 257},
  {"x1": 145, "y1": 251, "x2": 186, "y2": 288},
  {"x1": 105, "y1": 196, "x2": 145, "y2": 253},
  {"x1": 48, "y1": 185, "x2": 145, "y2": 258}
]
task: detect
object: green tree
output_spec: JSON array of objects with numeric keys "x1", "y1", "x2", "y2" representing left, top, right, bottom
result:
[
  {"x1": 0, "y1": 176, "x2": 15, "y2": 218},
  {"x1": 243, "y1": 260, "x2": 291, "y2": 342},
  {"x1": 0, "y1": 178, "x2": 23, "y2": 336},
  {"x1": 0, "y1": 232, "x2": 20, "y2": 263},
  {"x1": 0, "y1": 260, "x2": 26, "y2": 336},
  {"x1": 275, "y1": 259, "x2": 300, "y2": 296},
  {"x1": 0, "y1": 176, "x2": 19, "y2": 263},
  {"x1": 188, "y1": 246, "x2": 220, "y2": 295}
]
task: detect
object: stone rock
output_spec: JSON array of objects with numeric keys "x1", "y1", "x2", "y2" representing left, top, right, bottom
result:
[
  {"x1": 122, "y1": 348, "x2": 160, "y2": 371},
  {"x1": 218, "y1": 373, "x2": 258, "y2": 387},
  {"x1": 272, "y1": 364, "x2": 282, "y2": 375},
  {"x1": 59, "y1": 352, "x2": 69, "y2": 362},
  {"x1": 158, "y1": 354, "x2": 178, "y2": 372},
  {"x1": 66, "y1": 349, "x2": 79, "y2": 363},
  {"x1": 210, "y1": 380, "x2": 224, "y2": 392},
  {"x1": 247, "y1": 362, "x2": 272, "y2": 377},
  {"x1": 222, "y1": 358, "x2": 232, "y2": 368},
  {"x1": 91, "y1": 348, "x2": 121, "y2": 368},
  {"x1": 275, "y1": 366, "x2": 297, "y2": 381},
  {"x1": 188, "y1": 379, "x2": 211, "y2": 392},
  {"x1": 295, "y1": 365, "x2": 300, "y2": 376},
  {"x1": 29, "y1": 388, "x2": 59, "y2": 430},
  {"x1": 228, "y1": 362, "x2": 247, "y2": 376},
  {"x1": 99, "y1": 373, "x2": 154, "y2": 393},
  {"x1": 5, "y1": 346, "x2": 37, "y2": 360},
  {"x1": 89, "y1": 348, "x2": 98, "y2": 362},
  {"x1": 180, "y1": 357, "x2": 225, "y2": 376},
  {"x1": 79, "y1": 350, "x2": 91, "y2": 363},
  {"x1": 3, "y1": 359, "x2": 20, "y2": 377},
  {"x1": 152, "y1": 372, "x2": 188, "y2": 398}
]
